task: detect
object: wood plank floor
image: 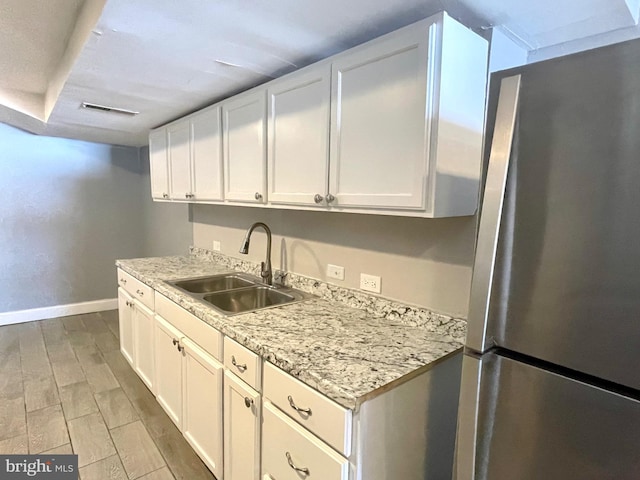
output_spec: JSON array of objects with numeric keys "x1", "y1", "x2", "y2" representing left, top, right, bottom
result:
[{"x1": 0, "y1": 311, "x2": 216, "y2": 480}]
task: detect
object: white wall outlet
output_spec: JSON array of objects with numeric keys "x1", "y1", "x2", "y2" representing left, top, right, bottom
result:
[
  {"x1": 327, "y1": 264, "x2": 345, "y2": 280},
  {"x1": 360, "y1": 273, "x2": 381, "y2": 293},
  {"x1": 212, "y1": 240, "x2": 221, "y2": 252}
]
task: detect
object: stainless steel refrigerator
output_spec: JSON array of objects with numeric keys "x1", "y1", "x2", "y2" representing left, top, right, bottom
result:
[{"x1": 455, "y1": 39, "x2": 640, "y2": 479}]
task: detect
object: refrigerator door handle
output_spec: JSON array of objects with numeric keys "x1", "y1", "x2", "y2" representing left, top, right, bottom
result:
[
  {"x1": 466, "y1": 75, "x2": 522, "y2": 353},
  {"x1": 454, "y1": 354, "x2": 483, "y2": 480}
]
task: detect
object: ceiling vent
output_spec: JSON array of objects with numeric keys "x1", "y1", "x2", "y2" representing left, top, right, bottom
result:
[{"x1": 81, "y1": 102, "x2": 139, "y2": 116}]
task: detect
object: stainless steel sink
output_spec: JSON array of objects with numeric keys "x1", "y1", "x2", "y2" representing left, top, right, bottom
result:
[
  {"x1": 203, "y1": 286, "x2": 295, "y2": 314},
  {"x1": 167, "y1": 272, "x2": 315, "y2": 315},
  {"x1": 170, "y1": 274, "x2": 256, "y2": 294}
]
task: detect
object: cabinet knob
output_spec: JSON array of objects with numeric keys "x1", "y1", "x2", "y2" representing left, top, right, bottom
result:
[
  {"x1": 313, "y1": 194, "x2": 324, "y2": 204},
  {"x1": 254, "y1": 192, "x2": 263, "y2": 201},
  {"x1": 326, "y1": 193, "x2": 335, "y2": 203},
  {"x1": 162, "y1": 193, "x2": 169, "y2": 199},
  {"x1": 136, "y1": 290, "x2": 144, "y2": 296},
  {"x1": 120, "y1": 278, "x2": 127, "y2": 284},
  {"x1": 244, "y1": 397, "x2": 254, "y2": 408},
  {"x1": 172, "y1": 338, "x2": 178, "y2": 346},
  {"x1": 286, "y1": 452, "x2": 310, "y2": 476},
  {"x1": 177, "y1": 344, "x2": 184, "y2": 353}
]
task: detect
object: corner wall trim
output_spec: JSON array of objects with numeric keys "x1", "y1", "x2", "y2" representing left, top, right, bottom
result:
[{"x1": 0, "y1": 298, "x2": 118, "y2": 327}]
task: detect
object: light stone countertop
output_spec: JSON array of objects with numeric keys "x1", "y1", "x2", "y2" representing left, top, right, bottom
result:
[{"x1": 116, "y1": 253, "x2": 466, "y2": 410}]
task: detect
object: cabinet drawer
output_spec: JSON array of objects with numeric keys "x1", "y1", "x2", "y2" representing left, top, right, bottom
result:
[
  {"x1": 224, "y1": 337, "x2": 261, "y2": 391},
  {"x1": 264, "y1": 362, "x2": 352, "y2": 456},
  {"x1": 154, "y1": 292, "x2": 222, "y2": 361},
  {"x1": 117, "y1": 269, "x2": 154, "y2": 310},
  {"x1": 262, "y1": 401, "x2": 349, "y2": 480}
]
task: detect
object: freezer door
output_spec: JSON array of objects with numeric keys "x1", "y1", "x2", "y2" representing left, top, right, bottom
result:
[
  {"x1": 473, "y1": 39, "x2": 640, "y2": 389},
  {"x1": 455, "y1": 352, "x2": 640, "y2": 480}
]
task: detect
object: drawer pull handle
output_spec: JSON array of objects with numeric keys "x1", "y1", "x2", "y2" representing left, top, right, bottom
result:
[
  {"x1": 286, "y1": 452, "x2": 310, "y2": 476},
  {"x1": 177, "y1": 344, "x2": 184, "y2": 353},
  {"x1": 136, "y1": 289, "x2": 144, "y2": 296},
  {"x1": 244, "y1": 397, "x2": 254, "y2": 408},
  {"x1": 231, "y1": 356, "x2": 247, "y2": 372},
  {"x1": 120, "y1": 278, "x2": 127, "y2": 284},
  {"x1": 172, "y1": 338, "x2": 178, "y2": 346},
  {"x1": 288, "y1": 395, "x2": 312, "y2": 415}
]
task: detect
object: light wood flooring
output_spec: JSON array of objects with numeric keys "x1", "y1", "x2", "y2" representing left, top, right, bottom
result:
[{"x1": 0, "y1": 310, "x2": 216, "y2": 480}]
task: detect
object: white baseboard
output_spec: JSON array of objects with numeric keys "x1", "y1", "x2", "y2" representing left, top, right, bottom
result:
[{"x1": 0, "y1": 298, "x2": 118, "y2": 327}]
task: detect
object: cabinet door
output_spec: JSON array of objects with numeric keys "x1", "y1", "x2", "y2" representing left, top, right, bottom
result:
[
  {"x1": 223, "y1": 90, "x2": 267, "y2": 203},
  {"x1": 262, "y1": 402, "x2": 349, "y2": 480},
  {"x1": 168, "y1": 121, "x2": 192, "y2": 201},
  {"x1": 149, "y1": 129, "x2": 169, "y2": 200},
  {"x1": 133, "y1": 303, "x2": 155, "y2": 393},
  {"x1": 224, "y1": 371, "x2": 261, "y2": 480},
  {"x1": 329, "y1": 25, "x2": 429, "y2": 209},
  {"x1": 117, "y1": 288, "x2": 134, "y2": 366},
  {"x1": 267, "y1": 65, "x2": 330, "y2": 206},
  {"x1": 155, "y1": 315, "x2": 184, "y2": 429},
  {"x1": 191, "y1": 107, "x2": 224, "y2": 201},
  {"x1": 182, "y1": 338, "x2": 223, "y2": 478}
]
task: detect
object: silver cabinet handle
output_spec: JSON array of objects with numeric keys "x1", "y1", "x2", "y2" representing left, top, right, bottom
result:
[
  {"x1": 285, "y1": 452, "x2": 309, "y2": 476},
  {"x1": 313, "y1": 194, "x2": 324, "y2": 204},
  {"x1": 287, "y1": 395, "x2": 312, "y2": 415},
  {"x1": 244, "y1": 397, "x2": 254, "y2": 408},
  {"x1": 231, "y1": 355, "x2": 247, "y2": 372},
  {"x1": 162, "y1": 193, "x2": 169, "y2": 198},
  {"x1": 254, "y1": 192, "x2": 263, "y2": 201},
  {"x1": 326, "y1": 193, "x2": 335, "y2": 203}
]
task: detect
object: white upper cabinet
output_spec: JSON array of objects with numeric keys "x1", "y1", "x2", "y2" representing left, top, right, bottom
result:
[
  {"x1": 149, "y1": 129, "x2": 169, "y2": 200},
  {"x1": 191, "y1": 106, "x2": 224, "y2": 201},
  {"x1": 267, "y1": 64, "x2": 331, "y2": 206},
  {"x1": 149, "y1": 12, "x2": 487, "y2": 217},
  {"x1": 329, "y1": 12, "x2": 488, "y2": 216},
  {"x1": 223, "y1": 90, "x2": 267, "y2": 204},
  {"x1": 168, "y1": 122, "x2": 192, "y2": 201},
  {"x1": 329, "y1": 26, "x2": 429, "y2": 211}
]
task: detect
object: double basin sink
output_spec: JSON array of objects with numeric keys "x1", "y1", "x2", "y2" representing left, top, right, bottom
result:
[{"x1": 168, "y1": 272, "x2": 314, "y2": 315}]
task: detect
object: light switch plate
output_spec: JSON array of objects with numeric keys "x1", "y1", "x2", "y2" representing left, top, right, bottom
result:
[
  {"x1": 360, "y1": 273, "x2": 381, "y2": 293},
  {"x1": 213, "y1": 240, "x2": 221, "y2": 252},
  {"x1": 327, "y1": 264, "x2": 345, "y2": 280}
]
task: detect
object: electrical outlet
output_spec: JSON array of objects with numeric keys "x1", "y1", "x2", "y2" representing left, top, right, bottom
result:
[
  {"x1": 212, "y1": 240, "x2": 221, "y2": 252},
  {"x1": 360, "y1": 273, "x2": 381, "y2": 293},
  {"x1": 327, "y1": 264, "x2": 345, "y2": 280}
]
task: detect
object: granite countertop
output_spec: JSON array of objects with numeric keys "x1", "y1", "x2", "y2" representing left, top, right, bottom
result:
[{"x1": 116, "y1": 252, "x2": 466, "y2": 410}]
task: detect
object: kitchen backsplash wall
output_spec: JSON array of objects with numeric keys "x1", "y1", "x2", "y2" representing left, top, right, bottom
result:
[{"x1": 191, "y1": 204, "x2": 475, "y2": 318}]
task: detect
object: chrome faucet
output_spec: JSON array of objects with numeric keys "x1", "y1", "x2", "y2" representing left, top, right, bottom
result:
[{"x1": 239, "y1": 222, "x2": 273, "y2": 286}]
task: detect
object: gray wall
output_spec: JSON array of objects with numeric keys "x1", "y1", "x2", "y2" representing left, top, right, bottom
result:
[
  {"x1": 0, "y1": 123, "x2": 192, "y2": 314},
  {"x1": 192, "y1": 205, "x2": 475, "y2": 318}
]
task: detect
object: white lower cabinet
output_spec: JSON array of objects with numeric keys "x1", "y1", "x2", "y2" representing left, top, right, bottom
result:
[
  {"x1": 182, "y1": 337, "x2": 224, "y2": 478},
  {"x1": 133, "y1": 302, "x2": 155, "y2": 392},
  {"x1": 262, "y1": 401, "x2": 349, "y2": 480},
  {"x1": 224, "y1": 371, "x2": 261, "y2": 480},
  {"x1": 117, "y1": 288, "x2": 134, "y2": 366},
  {"x1": 154, "y1": 315, "x2": 184, "y2": 429},
  {"x1": 154, "y1": 313, "x2": 224, "y2": 478}
]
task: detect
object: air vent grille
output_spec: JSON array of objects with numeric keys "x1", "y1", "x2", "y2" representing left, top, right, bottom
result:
[{"x1": 81, "y1": 102, "x2": 139, "y2": 116}]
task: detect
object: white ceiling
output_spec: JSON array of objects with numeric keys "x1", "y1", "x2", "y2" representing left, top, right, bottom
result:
[{"x1": 1, "y1": 0, "x2": 639, "y2": 147}]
